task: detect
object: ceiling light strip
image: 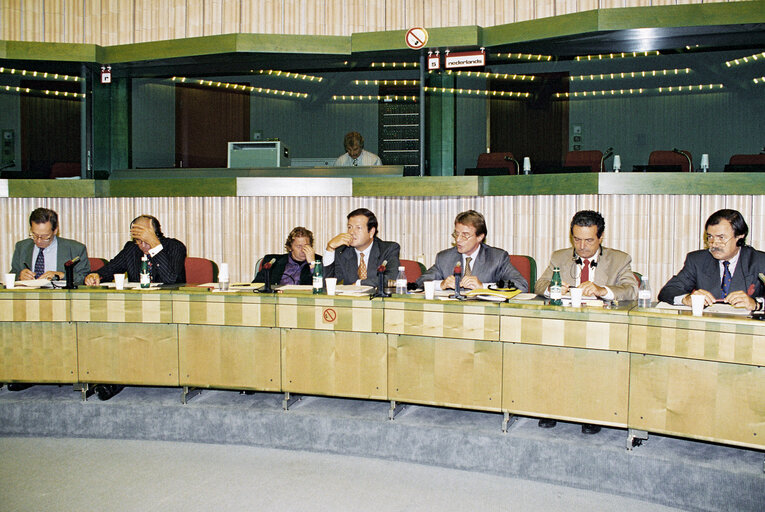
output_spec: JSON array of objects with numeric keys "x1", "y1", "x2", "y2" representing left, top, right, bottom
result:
[
  {"x1": 570, "y1": 68, "x2": 692, "y2": 81},
  {"x1": 575, "y1": 51, "x2": 660, "y2": 61},
  {"x1": 170, "y1": 76, "x2": 308, "y2": 99},
  {"x1": 0, "y1": 67, "x2": 81, "y2": 81},
  {"x1": 725, "y1": 52, "x2": 765, "y2": 67}
]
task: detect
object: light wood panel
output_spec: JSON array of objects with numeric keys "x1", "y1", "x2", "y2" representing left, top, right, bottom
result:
[{"x1": 0, "y1": 321, "x2": 77, "y2": 382}]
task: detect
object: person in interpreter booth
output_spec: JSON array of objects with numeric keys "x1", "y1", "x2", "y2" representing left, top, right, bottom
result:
[{"x1": 333, "y1": 132, "x2": 382, "y2": 167}]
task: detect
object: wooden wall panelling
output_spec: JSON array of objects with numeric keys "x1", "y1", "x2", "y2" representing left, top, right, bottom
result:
[{"x1": 0, "y1": 321, "x2": 78, "y2": 383}]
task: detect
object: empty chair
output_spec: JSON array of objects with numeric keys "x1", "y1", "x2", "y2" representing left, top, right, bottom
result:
[
  {"x1": 508, "y1": 255, "x2": 537, "y2": 291},
  {"x1": 184, "y1": 257, "x2": 218, "y2": 284},
  {"x1": 645, "y1": 150, "x2": 693, "y2": 172},
  {"x1": 465, "y1": 152, "x2": 518, "y2": 175},
  {"x1": 563, "y1": 150, "x2": 604, "y2": 173},
  {"x1": 399, "y1": 259, "x2": 425, "y2": 284},
  {"x1": 725, "y1": 154, "x2": 765, "y2": 172},
  {"x1": 88, "y1": 257, "x2": 107, "y2": 272}
]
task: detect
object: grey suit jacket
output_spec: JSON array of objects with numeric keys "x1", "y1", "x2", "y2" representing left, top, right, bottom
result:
[
  {"x1": 10, "y1": 236, "x2": 90, "y2": 285},
  {"x1": 325, "y1": 238, "x2": 401, "y2": 286},
  {"x1": 534, "y1": 246, "x2": 638, "y2": 301},
  {"x1": 658, "y1": 245, "x2": 765, "y2": 303},
  {"x1": 417, "y1": 244, "x2": 529, "y2": 292}
]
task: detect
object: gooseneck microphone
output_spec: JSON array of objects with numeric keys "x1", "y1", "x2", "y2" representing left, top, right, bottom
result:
[
  {"x1": 673, "y1": 148, "x2": 692, "y2": 172},
  {"x1": 505, "y1": 155, "x2": 521, "y2": 175},
  {"x1": 64, "y1": 256, "x2": 80, "y2": 267},
  {"x1": 600, "y1": 147, "x2": 614, "y2": 172}
]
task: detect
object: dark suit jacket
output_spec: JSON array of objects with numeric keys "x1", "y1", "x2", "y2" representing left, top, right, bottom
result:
[
  {"x1": 326, "y1": 238, "x2": 400, "y2": 286},
  {"x1": 253, "y1": 253, "x2": 322, "y2": 285},
  {"x1": 416, "y1": 243, "x2": 529, "y2": 292},
  {"x1": 10, "y1": 236, "x2": 90, "y2": 285},
  {"x1": 658, "y1": 245, "x2": 765, "y2": 303},
  {"x1": 97, "y1": 237, "x2": 187, "y2": 284}
]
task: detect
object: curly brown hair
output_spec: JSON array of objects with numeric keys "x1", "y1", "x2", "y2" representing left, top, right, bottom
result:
[{"x1": 285, "y1": 227, "x2": 314, "y2": 252}]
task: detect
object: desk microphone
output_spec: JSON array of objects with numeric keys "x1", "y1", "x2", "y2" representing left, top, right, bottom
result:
[
  {"x1": 600, "y1": 147, "x2": 614, "y2": 172},
  {"x1": 64, "y1": 256, "x2": 80, "y2": 267},
  {"x1": 673, "y1": 148, "x2": 692, "y2": 172}
]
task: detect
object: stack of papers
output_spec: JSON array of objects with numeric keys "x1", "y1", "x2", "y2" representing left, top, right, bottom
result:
[
  {"x1": 103, "y1": 282, "x2": 163, "y2": 289},
  {"x1": 465, "y1": 287, "x2": 522, "y2": 302},
  {"x1": 13, "y1": 279, "x2": 56, "y2": 288}
]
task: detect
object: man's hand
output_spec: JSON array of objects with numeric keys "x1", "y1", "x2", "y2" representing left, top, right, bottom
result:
[
  {"x1": 724, "y1": 290, "x2": 757, "y2": 310},
  {"x1": 18, "y1": 269, "x2": 36, "y2": 280},
  {"x1": 579, "y1": 281, "x2": 607, "y2": 298},
  {"x1": 130, "y1": 224, "x2": 160, "y2": 249},
  {"x1": 326, "y1": 233, "x2": 352, "y2": 251},
  {"x1": 682, "y1": 289, "x2": 715, "y2": 307},
  {"x1": 84, "y1": 273, "x2": 101, "y2": 286},
  {"x1": 302, "y1": 245, "x2": 316, "y2": 264},
  {"x1": 38, "y1": 271, "x2": 63, "y2": 281},
  {"x1": 460, "y1": 276, "x2": 483, "y2": 290},
  {"x1": 441, "y1": 275, "x2": 455, "y2": 290}
]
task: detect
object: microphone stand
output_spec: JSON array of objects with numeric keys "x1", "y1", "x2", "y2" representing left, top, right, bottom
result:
[
  {"x1": 375, "y1": 265, "x2": 390, "y2": 297},
  {"x1": 262, "y1": 266, "x2": 273, "y2": 293},
  {"x1": 64, "y1": 264, "x2": 77, "y2": 289},
  {"x1": 600, "y1": 147, "x2": 614, "y2": 173},
  {"x1": 673, "y1": 148, "x2": 692, "y2": 172}
]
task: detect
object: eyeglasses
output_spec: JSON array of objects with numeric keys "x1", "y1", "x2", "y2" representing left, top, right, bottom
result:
[
  {"x1": 452, "y1": 232, "x2": 474, "y2": 241},
  {"x1": 705, "y1": 233, "x2": 734, "y2": 246},
  {"x1": 29, "y1": 233, "x2": 53, "y2": 242}
]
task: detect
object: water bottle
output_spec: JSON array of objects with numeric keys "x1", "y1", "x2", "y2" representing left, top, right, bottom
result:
[
  {"x1": 140, "y1": 255, "x2": 151, "y2": 289},
  {"x1": 549, "y1": 266, "x2": 562, "y2": 305},
  {"x1": 395, "y1": 266, "x2": 407, "y2": 294},
  {"x1": 638, "y1": 276, "x2": 652, "y2": 308},
  {"x1": 312, "y1": 261, "x2": 323, "y2": 294}
]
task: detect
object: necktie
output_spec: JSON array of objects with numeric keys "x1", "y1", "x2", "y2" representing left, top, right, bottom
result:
[
  {"x1": 352, "y1": 158, "x2": 358, "y2": 167},
  {"x1": 721, "y1": 261, "x2": 732, "y2": 298},
  {"x1": 580, "y1": 259, "x2": 590, "y2": 284},
  {"x1": 34, "y1": 249, "x2": 45, "y2": 278},
  {"x1": 464, "y1": 257, "x2": 473, "y2": 277},
  {"x1": 358, "y1": 253, "x2": 367, "y2": 280}
]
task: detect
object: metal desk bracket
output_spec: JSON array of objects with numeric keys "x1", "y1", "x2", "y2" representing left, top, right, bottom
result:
[
  {"x1": 389, "y1": 400, "x2": 406, "y2": 420},
  {"x1": 181, "y1": 386, "x2": 202, "y2": 404},
  {"x1": 502, "y1": 412, "x2": 515, "y2": 433},
  {"x1": 627, "y1": 429, "x2": 648, "y2": 450},
  {"x1": 283, "y1": 392, "x2": 300, "y2": 411},
  {"x1": 73, "y1": 383, "x2": 93, "y2": 402}
]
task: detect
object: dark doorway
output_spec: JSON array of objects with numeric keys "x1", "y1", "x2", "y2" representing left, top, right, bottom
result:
[
  {"x1": 20, "y1": 80, "x2": 81, "y2": 179},
  {"x1": 175, "y1": 83, "x2": 250, "y2": 168},
  {"x1": 489, "y1": 73, "x2": 568, "y2": 173}
]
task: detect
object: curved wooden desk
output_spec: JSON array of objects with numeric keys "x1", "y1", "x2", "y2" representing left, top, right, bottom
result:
[{"x1": 0, "y1": 288, "x2": 762, "y2": 451}]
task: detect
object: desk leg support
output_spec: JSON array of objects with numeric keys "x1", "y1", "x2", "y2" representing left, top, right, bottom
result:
[
  {"x1": 502, "y1": 411, "x2": 515, "y2": 433},
  {"x1": 181, "y1": 386, "x2": 202, "y2": 404},
  {"x1": 73, "y1": 383, "x2": 94, "y2": 402},
  {"x1": 283, "y1": 392, "x2": 300, "y2": 411},
  {"x1": 627, "y1": 429, "x2": 648, "y2": 450},
  {"x1": 389, "y1": 400, "x2": 406, "y2": 420}
]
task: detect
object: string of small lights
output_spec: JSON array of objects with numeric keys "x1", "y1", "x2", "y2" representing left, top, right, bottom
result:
[
  {"x1": 256, "y1": 69, "x2": 323, "y2": 82},
  {"x1": 0, "y1": 67, "x2": 81, "y2": 81},
  {"x1": 0, "y1": 85, "x2": 85, "y2": 99},
  {"x1": 575, "y1": 51, "x2": 660, "y2": 61},
  {"x1": 331, "y1": 94, "x2": 417, "y2": 102},
  {"x1": 424, "y1": 86, "x2": 530, "y2": 98},
  {"x1": 171, "y1": 77, "x2": 308, "y2": 98},
  {"x1": 569, "y1": 68, "x2": 692, "y2": 81},
  {"x1": 494, "y1": 52, "x2": 552, "y2": 62},
  {"x1": 725, "y1": 52, "x2": 765, "y2": 67},
  {"x1": 555, "y1": 82, "x2": 724, "y2": 99}
]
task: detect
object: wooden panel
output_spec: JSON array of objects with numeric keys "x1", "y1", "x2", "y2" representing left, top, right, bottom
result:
[
  {"x1": 282, "y1": 328, "x2": 387, "y2": 399},
  {"x1": 0, "y1": 291, "x2": 70, "y2": 322},
  {"x1": 277, "y1": 296, "x2": 383, "y2": 332},
  {"x1": 70, "y1": 291, "x2": 174, "y2": 324},
  {"x1": 77, "y1": 321, "x2": 179, "y2": 385},
  {"x1": 178, "y1": 324, "x2": 281, "y2": 391},
  {"x1": 384, "y1": 299, "x2": 500, "y2": 341},
  {"x1": 0, "y1": 321, "x2": 77, "y2": 383},
  {"x1": 503, "y1": 343, "x2": 629, "y2": 425},
  {"x1": 629, "y1": 354, "x2": 765, "y2": 450},
  {"x1": 172, "y1": 293, "x2": 276, "y2": 327},
  {"x1": 388, "y1": 334, "x2": 502, "y2": 411}
]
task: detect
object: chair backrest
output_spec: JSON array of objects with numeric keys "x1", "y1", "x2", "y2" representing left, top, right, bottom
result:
[
  {"x1": 49, "y1": 162, "x2": 80, "y2": 179},
  {"x1": 508, "y1": 255, "x2": 537, "y2": 291},
  {"x1": 400, "y1": 259, "x2": 423, "y2": 283},
  {"x1": 649, "y1": 150, "x2": 693, "y2": 172},
  {"x1": 728, "y1": 154, "x2": 765, "y2": 166},
  {"x1": 633, "y1": 271, "x2": 642, "y2": 286},
  {"x1": 184, "y1": 257, "x2": 218, "y2": 284},
  {"x1": 88, "y1": 257, "x2": 107, "y2": 272},
  {"x1": 476, "y1": 152, "x2": 517, "y2": 174},
  {"x1": 563, "y1": 150, "x2": 604, "y2": 172}
]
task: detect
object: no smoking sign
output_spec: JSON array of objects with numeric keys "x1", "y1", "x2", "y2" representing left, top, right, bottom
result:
[{"x1": 405, "y1": 27, "x2": 428, "y2": 50}]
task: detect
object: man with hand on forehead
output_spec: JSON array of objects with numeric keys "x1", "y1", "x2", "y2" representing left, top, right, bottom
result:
[
  {"x1": 658, "y1": 208, "x2": 765, "y2": 311},
  {"x1": 417, "y1": 210, "x2": 528, "y2": 292},
  {"x1": 84, "y1": 215, "x2": 186, "y2": 286}
]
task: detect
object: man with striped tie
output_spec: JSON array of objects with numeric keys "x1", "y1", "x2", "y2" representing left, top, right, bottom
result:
[
  {"x1": 659, "y1": 208, "x2": 765, "y2": 311},
  {"x1": 10, "y1": 207, "x2": 90, "y2": 285}
]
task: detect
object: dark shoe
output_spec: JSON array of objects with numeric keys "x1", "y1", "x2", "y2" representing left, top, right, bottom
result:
[
  {"x1": 94, "y1": 384, "x2": 124, "y2": 401},
  {"x1": 7, "y1": 383, "x2": 33, "y2": 391},
  {"x1": 581, "y1": 423, "x2": 601, "y2": 435},
  {"x1": 538, "y1": 418, "x2": 557, "y2": 428}
]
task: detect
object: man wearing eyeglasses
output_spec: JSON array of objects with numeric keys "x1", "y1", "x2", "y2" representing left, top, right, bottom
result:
[
  {"x1": 417, "y1": 210, "x2": 528, "y2": 291},
  {"x1": 658, "y1": 209, "x2": 765, "y2": 311},
  {"x1": 534, "y1": 210, "x2": 638, "y2": 301},
  {"x1": 10, "y1": 207, "x2": 90, "y2": 284}
]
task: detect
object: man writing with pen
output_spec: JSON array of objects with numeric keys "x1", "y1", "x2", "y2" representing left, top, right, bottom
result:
[
  {"x1": 658, "y1": 209, "x2": 765, "y2": 311},
  {"x1": 10, "y1": 207, "x2": 90, "y2": 285}
]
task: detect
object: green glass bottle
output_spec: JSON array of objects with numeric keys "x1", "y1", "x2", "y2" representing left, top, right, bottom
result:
[
  {"x1": 549, "y1": 266, "x2": 562, "y2": 305},
  {"x1": 140, "y1": 255, "x2": 151, "y2": 289},
  {"x1": 312, "y1": 261, "x2": 324, "y2": 294}
]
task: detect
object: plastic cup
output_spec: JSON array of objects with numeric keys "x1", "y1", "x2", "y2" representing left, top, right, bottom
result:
[
  {"x1": 691, "y1": 294, "x2": 705, "y2": 316},
  {"x1": 424, "y1": 280, "x2": 436, "y2": 300},
  {"x1": 325, "y1": 277, "x2": 337, "y2": 296},
  {"x1": 114, "y1": 274, "x2": 125, "y2": 290},
  {"x1": 4, "y1": 273, "x2": 15, "y2": 289},
  {"x1": 570, "y1": 287, "x2": 583, "y2": 307}
]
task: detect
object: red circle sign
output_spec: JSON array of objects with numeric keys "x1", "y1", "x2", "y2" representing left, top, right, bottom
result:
[
  {"x1": 322, "y1": 308, "x2": 337, "y2": 323},
  {"x1": 405, "y1": 27, "x2": 428, "y2": 50}
]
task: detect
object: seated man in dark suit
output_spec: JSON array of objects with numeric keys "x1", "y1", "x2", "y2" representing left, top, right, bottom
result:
[
  {"x1": 11, "y1": 207, "x2": 90, "y2": 285},
  {"x1": 82, "y1": 215, "x2": 186, "y2": 402},
  {"x1": 417, "y1": 210, "x2": 528, "y2": 292},
  {"x1": 658, "y1": 209, "x2": 765, "y2": 311},
  {"x1": 84, "y1": 215, "x2": 186, "y2": 287},
  {"x1": 323, "y1": 208, "x2": 400, "y2": 286},
  {"x1": 254, "y1": 226, "x2": 321, "y2": 285}
]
